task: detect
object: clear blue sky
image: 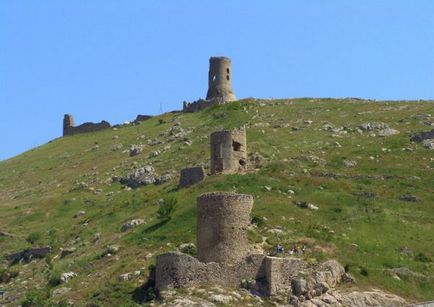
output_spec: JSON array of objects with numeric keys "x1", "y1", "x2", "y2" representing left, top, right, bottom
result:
[{"x1": 1, "y1": 1, "x2": 434, "y2": 161}]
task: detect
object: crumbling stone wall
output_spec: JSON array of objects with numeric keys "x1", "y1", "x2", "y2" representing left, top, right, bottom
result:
[
  {"x1": 179, "y1": 166, "x2": 206, "y2": 188},
  {"x1": 210, "y1": 127, "x2": 247, "y2": 174},
  {"x1": 206, "y1": 57, "x2": 236, "y2": 102},
  {"x1": 62, "y1": 114, "x2": 111, "y2": 136},
  {"x1": 156, "y1": 252, "x2": 266, "y2": 291},
  {"x1": 197, "y1": 192, "x2": 253, "y2": 264}
]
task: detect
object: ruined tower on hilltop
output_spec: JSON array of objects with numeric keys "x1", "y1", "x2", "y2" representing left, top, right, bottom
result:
[
  {"x1": 63, "y1": 114, "x2": 75, "y2": 136},
  {"x1": 210, "y1": 126, "x2": 247, "y2": 174},
  {"x1": 206, "y1": 56, "x2": 236, "y2": 101}
]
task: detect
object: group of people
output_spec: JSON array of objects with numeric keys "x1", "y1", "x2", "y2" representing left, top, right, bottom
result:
[{"x1": 275, "y1": 244, "x2": 306, "y2": 255}]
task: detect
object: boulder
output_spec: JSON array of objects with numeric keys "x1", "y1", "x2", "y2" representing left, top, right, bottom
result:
[
  {"x1": 121, "y1": 219, "x2": 144, "y2": 232},
  {"x1": 120, "y1": 166, "x2": 156, "y2": 188}
]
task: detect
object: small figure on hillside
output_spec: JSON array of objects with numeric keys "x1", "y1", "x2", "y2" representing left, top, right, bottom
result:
[{"x1": 276, "y1": 244, "x2": 284, "y2": 254}]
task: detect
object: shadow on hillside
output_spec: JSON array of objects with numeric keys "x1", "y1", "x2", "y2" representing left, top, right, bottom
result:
[
  {"x1": 131, "y1": 265, "x2": 158, "y2": 304},
  {"x1": 142, "y1": 220, "x2": 169, "y2": 234}
]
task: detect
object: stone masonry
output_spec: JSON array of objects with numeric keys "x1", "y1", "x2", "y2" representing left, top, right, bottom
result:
[
  {"x1": 154, "y1": 191, "x2": 354, "y2": 300},
  {"x1": 210, "y1": 126, "x2": 247, "y2": 174},
  {"x1": 197, "y1": 192, "x2": 253, "y2": 264},
  {"x1": 178, "y1": 166, "x2": 206, "y2": 188},
  {"x1": 206, "y1": 56, "x2": 236, "y2": 102},
  {"x1": 63, "y1": 114, "x2": 111, "y2": 136},
  {"x1": 183, "y1": 56, "x2": 236, "y2": 113}
]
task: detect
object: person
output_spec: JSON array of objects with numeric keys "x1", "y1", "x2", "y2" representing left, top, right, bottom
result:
[{"x1": 276, "y1": 244, "x2": 284, "y2": 254}]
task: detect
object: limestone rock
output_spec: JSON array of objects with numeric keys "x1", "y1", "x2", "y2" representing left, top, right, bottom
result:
[
  {"x1": 129, "y1": 144, "x2": 144, "y2": 157},
  {"x1": 156, "y1": 172, "x2": 174, "y2": 185},
  {"x1": 121, "y1": 219, "x2": 144, "y2": 232},
  {"x1": 60, "y1": 272, "x2": 77, "y2": 283},
  {"x1": 343, "y1": 160, "x2": 357, "y2": 168},
  {"x1": 120, "y1": 166, "x2": 156, "y2": 188},
  {"x1": 422, "y1": 139, "x2": 434, "y2": 150}
]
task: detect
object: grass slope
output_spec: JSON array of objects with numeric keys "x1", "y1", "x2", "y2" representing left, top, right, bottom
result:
[{"x1": 0, "y1": 98, "x2": 433, "y2": 306}]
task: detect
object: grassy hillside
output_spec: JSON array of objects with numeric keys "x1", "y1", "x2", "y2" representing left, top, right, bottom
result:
[{"x1": 0, "y1": 98, "x2": 433, "y2": 306}]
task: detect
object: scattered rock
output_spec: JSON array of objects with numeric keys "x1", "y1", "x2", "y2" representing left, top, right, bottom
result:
[
  {"x1": 73, "y1": 211, "x2": 85, "y2": 218},
  {"x1": 399, "y1": 194, "x2": 418, "y2": 202},
  {"x1": 120, "y1": 166, "x2": 156, "y2": 188},
  {"x1": 343, "y1": 160, "x2": 357, "y2": 168},
  {"x1": 60, "y1": 247, "x2": 76, "y2": 258},
  {"x1": 121, "y1": 219, "x2": 144, "y2": 232},
  {"x1": 129, "y1": 144, "x2": 144, "y2": 156},
  {"x1": 359, "y1": 122, "x2": 389, "y2": 131},
  {"x1": 107, "y1": 245, "x2": 120, "y2": 254},
  {"x1": 422, "y1": 139, "x2": 434, "y2": 150},
  {"x1": 410, "y1": 128, "x2": 434, "y2": 142},
  {"x1": 209, "y1": 294, "x2": 233, "y2": 304},
  {"x1": 156, "y1": 172, "x2": 174, "y2": 185},
  {"x1": 118, "y1": 270, "x2": 141, "y2": 281},
  {"x1": 60, "y1": 272, "x2": 77, "y2": 283},
  {"x1": 296, "y1": 201, "x2": 319, "y2": 210},
  {"x1": 377, "y1": 128, "x2": 400, "y2": 137}
]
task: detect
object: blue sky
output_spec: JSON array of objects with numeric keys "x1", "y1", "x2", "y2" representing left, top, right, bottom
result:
[{"x1": 1, "y1": 1, "x2": 434, "y2": 160}]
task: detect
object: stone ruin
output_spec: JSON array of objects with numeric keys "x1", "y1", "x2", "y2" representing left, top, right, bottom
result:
[
  {"x1": 154, "y1": 192, "x2": 354, "y2": 300},
  {"x1": 210, "y1": 126, "x2": 247, "y2": 174},
  {"x1": 63, "y1": 114, "x2": 111, "y2": 136},
  {"x1": 178, "y1": 166, "x2": 206, "y2": 188},
  {"x1": 178, "y1": 126, "x2": 247, "y2": 189},
  {"x1": 183, "y1": 56, "x2": 236, "y2": 113}
]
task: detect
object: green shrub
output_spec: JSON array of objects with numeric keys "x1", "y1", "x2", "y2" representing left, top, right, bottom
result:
[
  {"x1": 157, "y1": 197, "x2": 177, "y2": 221},
  {"x1": 48, "y1": 270, "x2": 62, "y2": 287},
  {"x1": 251, "y1": 215, "x2": 267, "y2": 228},
  {"x1": 26, "y1": 232, "x2": 41, "y2": 244},
  {"x1": 415, "y1": 252, "x2": 432, "y2": 263},
  {"x1": 21, "y1": 289, "x2": 48, "y2": 307}
]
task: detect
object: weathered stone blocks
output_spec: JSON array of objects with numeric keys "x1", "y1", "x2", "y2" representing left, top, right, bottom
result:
[
  {"x1": 197, "y1": 192, "x2": 253, "y2": 264},
  {"x1": 210, "y1": 127, "x2": 247, "y2": 174},
  {"x1": 178, "y1": 166, "x2": 206, "y2": 188},
  {"x1": 206, "y1": 56, "x2": 236, "y2": 102},
  {"x1": 62, "y1": 114, "x2": 110, "y2": 136}
]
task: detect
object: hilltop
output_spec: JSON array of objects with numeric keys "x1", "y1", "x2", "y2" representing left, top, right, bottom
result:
[{"x1": 0, "y1": 98, "x2": 433, "y2": 306}]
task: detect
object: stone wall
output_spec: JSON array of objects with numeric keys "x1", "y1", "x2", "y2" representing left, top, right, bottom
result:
[
  {"x1": 62, "y1": 114, "x2": 111, "y2": 136},
  {"x1": 155, "y1": 252, "x2": 266, "y2": 291},
  {"x1": 210, "y1": 127, "x2": 247, "y2": 174},
  {"x1": 179, "y1": 166, "x2": 206, "y2": 188}
]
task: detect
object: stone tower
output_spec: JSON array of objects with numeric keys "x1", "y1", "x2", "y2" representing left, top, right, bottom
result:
[
  {"x1": 206, "y1": 56, "x2": 236, "y2": 102},
  {"x1": 63, "y1": 114, "x2": 74, "y2": 136},
  {"x1": 197, "y1": 192, "x2": 253, "y2": 264},
  {"x1": 210, "y1": 127, "x2": 247, "y2": 174}
]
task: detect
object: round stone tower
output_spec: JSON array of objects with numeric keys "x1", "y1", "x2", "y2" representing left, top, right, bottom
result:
[
  {"x1": 210, "y1": 127, "x2": 247, "y2": 175},
  {"x1": 63, "y1": 114, "x2": 74, "y2": 136},
  {"x1": 197, "y1": 192, "x2": 253, "y2": 264},
  {"x1": 206, "y1": 56, "x2": 236, "y2": 102}
]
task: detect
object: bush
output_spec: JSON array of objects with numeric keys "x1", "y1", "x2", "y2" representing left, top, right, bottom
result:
[
  {"x1": 251, "y1": 215, "x2": 266, "y2": 228},
  {"x1": 48, "y1": 270, "x2": 62, "y2": 287},
  {"x1": 26, "y1": 232, "x2": 41, "y2": 244},
  {"x1": 21, "y1": 289, "x2": 48, "y2": 307},
  {"x1": 157, "y1": 197, "x2": 177, "y2": 221},
  {"x1": 415, "y1": 252, "x2": 432, "y2": 263}
]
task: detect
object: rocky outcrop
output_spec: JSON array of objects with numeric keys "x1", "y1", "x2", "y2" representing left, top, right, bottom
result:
[
  {"x1": 6, "y1": 247, "x2": 51, "y2": 264},
  {"x1": 120, "y1": 166, "x2": 156, "y2": 188}
]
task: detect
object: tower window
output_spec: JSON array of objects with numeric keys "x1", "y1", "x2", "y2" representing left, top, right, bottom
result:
[
  {"x1": 232, "y1": 141, "x2": 241, "y2": 151},
  {"x1": 226, "y1": 68, "x2": 230, "y2": 74},
  {"x1": 226, "y1": 75, "x2": 230, "y2": 81}
]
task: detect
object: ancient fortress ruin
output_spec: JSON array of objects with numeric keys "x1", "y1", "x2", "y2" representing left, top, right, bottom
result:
[
  {"x1": 183, "y1": 56, "x2": 236, "y2": 113},
  {"x1": 63, "y1": 114, "x2": 111, "y2": 136},
  {"x1": 210, "y1": 126, "x2": 247, "y2": 174},
  {"x1": 155, "y1": 192, "x2": 352, "y2": 299}
]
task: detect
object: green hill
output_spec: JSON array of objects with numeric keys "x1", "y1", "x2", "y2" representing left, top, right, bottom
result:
[{"x1": 0, "y1": 98, "x2": 433, "y2": 306}]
